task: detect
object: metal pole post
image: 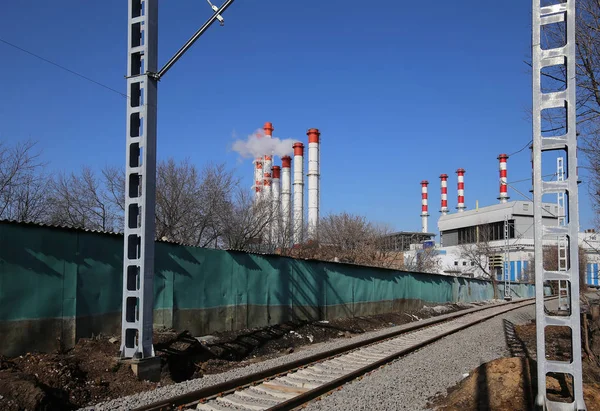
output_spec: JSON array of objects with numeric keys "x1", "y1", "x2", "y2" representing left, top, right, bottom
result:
[
  {"x1": 504, "y1": 215, "x2": 512, "y2": 300},
  {"x1": 557, "y1": 157, "x2": 570, "y2": 311},
  {"x1": 532, "y1": 0, "x2": 586, "y2": 408},
  {"x1": 120, "y1": 0, "x2": 158, "y2": 360}
]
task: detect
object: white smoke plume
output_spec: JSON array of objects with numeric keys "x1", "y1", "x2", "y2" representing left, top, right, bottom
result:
[{"x1": 231, "y1": 129, "x2": 297, "y2": 159}]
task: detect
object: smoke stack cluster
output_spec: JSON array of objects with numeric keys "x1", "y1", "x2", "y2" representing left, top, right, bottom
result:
[{"x1": 250, "y1": 122, "x2": 321, "y2": 247}]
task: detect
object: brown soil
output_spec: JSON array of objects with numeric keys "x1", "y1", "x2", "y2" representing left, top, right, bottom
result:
[
  {"x1": 429, "y1": 302, "x2": 600, "y2": 410},
  {"x1": 428, "y1": 357, "x2": 600, "y2": 411},
  {"x1": 0, "y1": 303, "x2": 462, "y2": 410}
]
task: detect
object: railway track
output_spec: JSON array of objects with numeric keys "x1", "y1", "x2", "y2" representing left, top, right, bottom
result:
[{"x1": 134, "y1": 297, "x2": 546, "y2": 411}]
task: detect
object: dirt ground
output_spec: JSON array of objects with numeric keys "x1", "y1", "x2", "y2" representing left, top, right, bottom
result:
[
  {"x1": 0, "y1": 302, "x2": 465, "y2": 410},
  {"x1": 429, "y1": 296, "x2": 600, "y2": 410}
]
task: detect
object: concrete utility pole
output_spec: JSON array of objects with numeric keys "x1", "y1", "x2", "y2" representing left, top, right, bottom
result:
[
  {"x1": 120, "y1": 0, "x2": 237, "y2": 375},
  {"x1": 532, "y1": 0, "x2": 586, "y2": 409}
]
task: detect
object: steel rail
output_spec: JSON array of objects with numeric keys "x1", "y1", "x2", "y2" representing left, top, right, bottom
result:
[{"x1": 133, "y1": 296, "x2": 549, "y2": 411}]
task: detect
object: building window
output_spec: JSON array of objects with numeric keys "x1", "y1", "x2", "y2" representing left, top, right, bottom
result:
[
  {"x1": 454, "y1": 261, "x2": 458, "y2": 266},
  {"x1": 471, "y1": 261, "x2": 475, "y2": 266},
  {"x1": 455, "y1": 220, "x2": 515, "y2": 245},
  {"x1": 462, "y1": 261, "x2": 467, "y2": 266}
]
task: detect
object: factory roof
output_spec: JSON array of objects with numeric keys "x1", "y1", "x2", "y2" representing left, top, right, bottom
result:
[{"x1": 438, "y1": 200, "x2": 559, "y2": 232}]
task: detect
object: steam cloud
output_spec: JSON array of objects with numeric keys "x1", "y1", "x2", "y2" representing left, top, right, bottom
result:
[{"x1": 232, "y1": 129, "x2": 297, "y2": 159}]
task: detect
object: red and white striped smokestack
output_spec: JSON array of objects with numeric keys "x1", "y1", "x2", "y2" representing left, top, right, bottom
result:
[
  {"x1": 263, "y1": 156, "x2": 272, "y2": 201},
  {"x1": 456, "y1": 168, "x2": 466, "y2": 212},
  {"x1": 263, "y1": 121, "x2": 274, "y2": 137},
  {"x1": 498, "y1": 153, "x2": 509, "y2": 203},
  {"x1": 271, "y1": 165, "x2": 281, "y2": 243},
  {"x1": 281, "y1": 156, "x2": 292, "y2": 244},
  {"x1": 293, "y1": 142, "x2": 305, "y2": 245},
  {"x1": 307, "y1": 128, "x2": 320, "y2": 241},
  {"x1": 254, "y1": 158, "x2": 263, "y2": 201},
  {"x1": 421, "y1": 180, "x2": 429, "y2": 233},
  {"x1": 440, "y1": 174, "x2": 449, "y2": 215}
]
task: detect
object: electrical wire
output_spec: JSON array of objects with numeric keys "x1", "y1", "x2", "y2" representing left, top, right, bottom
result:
[
  {"x1": 507, "y1": 139, "x2": 533, "y2": 157},
  {"x1": 0, "y1": 37, "x2": 129, "y2": 99}
]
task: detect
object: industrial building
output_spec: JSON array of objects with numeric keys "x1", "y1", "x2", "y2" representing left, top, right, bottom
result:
[{"x1": 404, "y1": 154, "x2": 600, "y2": 287}]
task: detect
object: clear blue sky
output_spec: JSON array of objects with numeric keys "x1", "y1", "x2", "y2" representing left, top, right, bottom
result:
[{"x1": 0, "y1": 0, "x2": 595, "y2": 234}]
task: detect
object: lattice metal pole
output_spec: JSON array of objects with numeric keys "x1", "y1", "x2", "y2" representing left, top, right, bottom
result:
[
  {"x1": 120, "y1": 0, "x2": 158, "y2": 359},
  {"x1": 557, "y1": 157, "x2": 570, "y2": 311},
  {"x1": 533, "y1": 0, "x2": 586, "y2": 409},
  {"x1": 504, "y1": 215, "x2": 512, "y2": 300}
]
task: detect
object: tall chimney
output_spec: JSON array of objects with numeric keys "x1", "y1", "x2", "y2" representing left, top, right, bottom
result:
[
  {"x1": 498, "y1": 153, "x2": 509, "y2": 203},
  {"x1": 293, "y1": 142, "x2": 305, "y2": 245},
  {"x1": 307, "y1": 128, "x2": 320, "y2": 241},
  {"x1": 262, "y1": 122, "x2": 274, "y2": 203},
  {"x1": 263, "y1": 121, "x2": 274, "y2": 137},
  {"x1": 281, "y1": 156, "x2": 292, "y2": 245},
  {"x1": 421, "y1": 180, "x2": 429, "y2": 233},
  {"x1": 254, "y1": 158, "x2": 263, "y2": 201},
  {"x1": 263, "y1": 155, "x2": 272, "y2": 201},
  {"x1": 440, "y1": 174, "x2": 449, "y2": 215},
  {"x1": 456, "y1": 168, "x2": 466, "y2": 212},
  {"x1": 271, "y1": 165, "x2": 281, "y2": 245}
]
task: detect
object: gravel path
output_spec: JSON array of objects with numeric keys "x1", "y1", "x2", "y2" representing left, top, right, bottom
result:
[
  {"x1": 304, "y1": 303, "x2": 540, "y2": 411},
  {"x1": 81, "y1": 300, "x2": 530, "y2": 411}
]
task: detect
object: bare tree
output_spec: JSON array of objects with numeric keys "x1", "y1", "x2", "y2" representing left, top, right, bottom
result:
[
  {"x1": 402, "y1": 247, "x2": 441, "y2": 273},
  {"x1": 0, "y1": 140, "x2": 48, "y2": 222},
  {"x1": 47, "y1": 166, "x2": 122, "y2": 232},
  {"x1": 218, "y1": 191, "x2": 273, "y2": 251},
  {"x1": 458, "y1": 226, "x2": 500, "y2": 298},
  {"x1": 155, "y1": 159, "x2": 236, "y2": 246}
]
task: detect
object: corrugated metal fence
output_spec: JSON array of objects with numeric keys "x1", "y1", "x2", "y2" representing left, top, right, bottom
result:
[{"x1": 0, "y1": 221, "x2": 537, "y2": 356}]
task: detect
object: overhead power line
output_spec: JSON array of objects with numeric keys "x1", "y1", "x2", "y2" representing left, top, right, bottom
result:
[
  {"x1": 0, "y1": 37, "x2": 128, "y2": 99},
  {"x1": 507, "y1": 139, "x2": 533, "y2": 157}
]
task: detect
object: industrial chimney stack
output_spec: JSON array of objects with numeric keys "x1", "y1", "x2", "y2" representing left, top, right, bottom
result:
[
  {"x1": 281, "y1": 156, "x2": 292, "y2": 245},
  {"x1": 498, "y1": 153, "x2": 509, "y2": 203},
  {"x1": 293, "y1": 142, "x2": 305, "y2": 245},
  {"x1": 271, "y1": 165, "x2": 281, "y2": 244},
  {"x1": 440, "y1": 174, "x2": 449, "y2": 215},
  {"x1": 421, "y1": 180, "x2": 429, "y2": 233},
  {"x1": 307, "y1": 128, "x2": 320, "y2": 241},
  {"x1": 254, "y1": 158, "x2": 263, "y2": 201},
  {"x1": 456, "y1": 168, "x2": 466, "y2": 212}
]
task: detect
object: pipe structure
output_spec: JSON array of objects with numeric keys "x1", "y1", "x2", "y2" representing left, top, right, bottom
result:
[
  {"x1": 263, "y1": 156, "x2": 273, "y2": 202},
  {"x1": 307, "y1": 128, "x2": 320, "y2": 241},
  {"x1": 293, "y1": 142, "x2": 305, "y2": 245},
  {"x1": 254, "y1": 158, "x2": 263, "y2": 201},
  {"x1": 421, "y1": 180, "x2": 429, "y2": 233},
  {"x1": 456, "y1": 168, "x2": 466, "y2": 212},
  {"x1": 281, "y1": 156, "x2": 292, "y2": 246},
  {"x1": 263, "y1": 121, "x2": 274, "y2": 137},
  {"x1": 498, "y1": 153, "x2": 509, "y2": 203},
  {"x1": 271, "y1": 166, "x2": 281, "y2": 245},
  {"x1": 440, "y1": 174, "x2": 449, "y2": 215}
]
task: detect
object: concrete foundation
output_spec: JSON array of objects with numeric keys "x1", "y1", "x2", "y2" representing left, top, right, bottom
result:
[{"x1": 128, "y1": 356, "x2": 162, "y2": 382}]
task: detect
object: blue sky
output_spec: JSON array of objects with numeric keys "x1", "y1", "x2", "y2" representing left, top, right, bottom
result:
[{"x1": 0, "y1": 0, "x2": 595, "y2": 234}]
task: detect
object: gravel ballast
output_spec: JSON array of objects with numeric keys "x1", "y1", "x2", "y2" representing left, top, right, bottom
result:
[
  {"x1": 81, "y1": 300, "x2": 534, "y2": 411},
  {"x1": 304, "y1": 303, "x2": 540, "y2": 411}
]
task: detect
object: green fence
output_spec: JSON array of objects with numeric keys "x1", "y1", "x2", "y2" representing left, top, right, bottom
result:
[{"x1": 0, "y1": 221, "x2": 537, "y2": 356}]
